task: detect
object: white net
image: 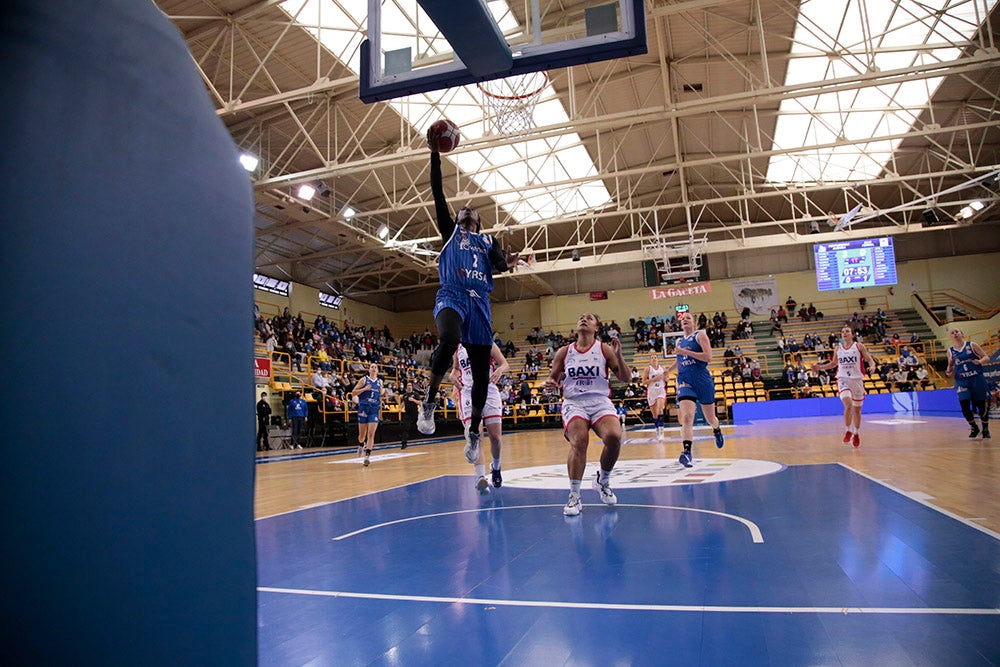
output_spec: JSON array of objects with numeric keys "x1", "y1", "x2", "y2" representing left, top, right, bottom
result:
[{"x1": 477, "y1": 72, "x2": 548, "y2": 136}]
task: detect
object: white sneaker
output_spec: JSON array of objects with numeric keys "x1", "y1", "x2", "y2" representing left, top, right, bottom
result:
[
  {"x1": 656, "y1": 427, "x2": 663, "y2": 439},
  {"x1": 463, "y1": 425, "x2": 481, "y2": 464},
  {"x1": 592, "y1": 472, "x2": 617, "y2": 505},
  {"x1": 563, "y1": 492, "x2": 583, "y2": 516},
  {"x1": 357, "y1": 445, "x2": 364, "y2": 457},
  {"x1": 416, "y1": 401, "x2": 436, "y2": 435},
  {"x1": 475, "y1": 476, "x2": 490, "y2": 495}
]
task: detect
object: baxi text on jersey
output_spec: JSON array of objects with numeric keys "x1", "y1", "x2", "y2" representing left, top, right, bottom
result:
[
  {"x1": 456, "y1": 267, "x2": 488, "y2": 282},
  {"x1": 567, "y1": 365, "x2": 601, "y2": 378}
]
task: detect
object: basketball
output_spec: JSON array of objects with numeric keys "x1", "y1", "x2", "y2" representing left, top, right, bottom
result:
[{"x1": 427, "y1": 119, "x2": 461, "y2": 153}]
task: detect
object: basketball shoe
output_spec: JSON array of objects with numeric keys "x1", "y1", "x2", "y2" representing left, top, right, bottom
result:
[
  {"x1": 363, "y1": 450, "x2": 371, "y2": 466},
  {"x1": 593, "y1": 472, "x2": 617, "y2": 505},
  {"x1": 714, "y1": 428, "x2": 725, "y2": 449},
  {"x1": 843, "y1": 430, "x2": 853, "y2": 444},
  {"x1": 475, "y1": 476, "x2": 490, "y2": 495},
  {"x1": 563, "y1": 492, "x2": 582, "y2": 516},
  {"x1": 852, "y1": 433, "x2": 860, "y2": 448},
  {"x1": 463, "y1": 425, "x2": 481, "y2": 464},
  {"x1": 982, "y1": 426, "x2": 991, "y2": 439},
  {"x1": 969, "y1": 423, "x2": 981, "y2": 438},
  {"x1": 491, "y1": 466, "x2": 502, "y2": 488},
  {"x1": 417, "y1": 401, "x2": 436, "y2": 435},
  {"x1": 679, "y1": 451, "x2": 693, "y2": 468}
]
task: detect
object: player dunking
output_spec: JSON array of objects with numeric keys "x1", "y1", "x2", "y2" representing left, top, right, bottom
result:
[
  {"x1": 946, "y1": 327, "x2": 991, "y2": 439},
  {"x1": 643, "y1": 353, "x2": 667, "y2": 438},
  {"x1": 451, "y1": 342, "x2": 510, "y2": 494},
  {"x1": 545, "y1": 313, "x2": 630, "y2": 516},
  {"x1": 671, "y1": 312, "x2": 725, "y2": 467},
  {"x1": 812, "y1": 324, "x2": 876, "y2": 447},
  {"x1": 416, "y1": 134, "x2": 518, "y2": 467}
]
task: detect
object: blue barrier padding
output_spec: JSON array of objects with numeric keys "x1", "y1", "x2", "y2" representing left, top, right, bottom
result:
[
  {"x1": 732, "y1": 389, "x2": 961, "y2": 423},
  {"x1": 1, "y1": 1, "x2": 256, "y2": 663}
]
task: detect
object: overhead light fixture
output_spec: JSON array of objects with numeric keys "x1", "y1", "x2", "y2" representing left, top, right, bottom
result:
[
  {"x1": 239, "y1": 153, "x2": 259, "y2": 172},
  {"x1": 377, "y1": 224, "x2": 389, "y2": 239},
  {"x1": 970, "y1": 200, "x2": 985, "y2": 211},
  {"x1": 297, "y1": 184, "x2": 316, "y2": 201},
  {"x1": 921, "y1": 209, "x2": 939, "y2": 225},
  {"x1": 342, "y1": 205, "x2": 356, "y2": 220},
  {"x1": 571, "y1": 248, "x2": 581, "y2": 262}
]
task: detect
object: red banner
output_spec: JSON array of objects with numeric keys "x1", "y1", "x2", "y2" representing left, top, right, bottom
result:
[
  {"x1": 254, "y1": 357, "x2": 271, "y2": 380},
  {"x1": 650, "y1": 281, "x2": 711, "y2": 300},
  {"x1": 589, "y1": 291, "x2": 608, "y2": 301}
]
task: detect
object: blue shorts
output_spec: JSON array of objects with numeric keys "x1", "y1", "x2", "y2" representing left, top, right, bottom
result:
[
  {"x1": 676, "y1": 371, "x2": 716, "y2": 404},
  {"x1": 433, "y1": 285, "x2": 493, "y2": 346},
  {"x1": 956, "y1": 376, "x2": 988, "y2": 402},
  {"x1": 357, "y1": 403, "x2": 380, "y2": 424}
]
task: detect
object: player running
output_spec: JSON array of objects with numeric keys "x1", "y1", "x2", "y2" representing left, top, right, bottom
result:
[
  {"x1": 812, "y1": 324, "x2": 876, "y2": 447},
  {"x1": 671, "y1": 312, "x2": 725, "y2": 467},
  {"x1": 451, "y1": 342, "x2": 510, "y2": 494},
  {"x1": 545, "y1": 313, "x2": 630, "y2": 517},
  {"x1": 643, "y1": 353, "x2": 667, "y2": 438},
  {"x1": 350, "y1": 362, "x2": 383, "y2": 467},
  {"x1": 946, "y1": 327, "x2": 991, "y2": 439}
]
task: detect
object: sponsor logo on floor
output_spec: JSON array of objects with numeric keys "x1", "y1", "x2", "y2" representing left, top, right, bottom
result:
[{"x1": 502, "y1": 458, "x2": 784, "y2": 489}]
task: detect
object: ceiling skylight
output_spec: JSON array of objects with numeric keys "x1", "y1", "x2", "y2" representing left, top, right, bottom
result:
[
  {"x1": 280, "y1": 0, "x2": 611, "y2": 225},
  {"x1": 766, "y1": 0, "x2": 997, "y2": 184}
]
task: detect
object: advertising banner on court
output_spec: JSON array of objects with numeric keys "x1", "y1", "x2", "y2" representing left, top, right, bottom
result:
[
  {"x1": 254, "y1": 357, "x2": 271, "y2": 381},
  {"x1": 731, "y1": 277, "x2": 779, "y2": 315},
  {"x1": 650, "y1": 282, "x2": 711, "y2": 300}
]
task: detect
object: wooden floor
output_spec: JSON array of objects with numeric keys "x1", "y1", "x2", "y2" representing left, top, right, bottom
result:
[{"x1": 255, "y1": 414, "x2": 1000, "y2": 535}]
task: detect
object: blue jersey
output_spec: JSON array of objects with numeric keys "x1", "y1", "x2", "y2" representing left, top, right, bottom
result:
[
  {"x1": 358, "y1": 376, "x2": 382, "y2": 405},
  {"x1": 677, "y1": 330, "x2": 710, "y2": 381},
  {"x1": 676, "y1": 330, "x2": 716, "y2": 404},
  {"x1": 951, "y1": 342, "x2": 983, "y2": 383},
  {"x1": 438, "y1": 226, "x2": 495, "y2": 297}
]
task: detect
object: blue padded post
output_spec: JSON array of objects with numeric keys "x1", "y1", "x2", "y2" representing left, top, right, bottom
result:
[
  {"x1": 0, "y1": 1, "x2": 256, "y2": 663},
  {"x1": 417, "y1": 0, "x2": 513, "y2": 77}
]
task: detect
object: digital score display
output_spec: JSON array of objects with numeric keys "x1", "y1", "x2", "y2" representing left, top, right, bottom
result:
[{"x1": 814, "y1": 237, "x2": 897, "y2": 291}]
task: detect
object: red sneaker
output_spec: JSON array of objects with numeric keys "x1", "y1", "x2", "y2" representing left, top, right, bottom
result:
[
  {"x1": 843, "y1": 430, "x2": 852, "y2": 443},
  {"x1": 852, "y1": 433, "x2": 860, "y2": 448}
]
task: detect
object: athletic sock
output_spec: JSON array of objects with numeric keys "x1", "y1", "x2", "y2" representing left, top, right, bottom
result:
[
  {"x1": 475, "y1": 464, "x2": 486, "y2": 477},
  {"x1": 683, "y1": 440, "x2": 692, "y2": 454},
  {"x1": 570, "y1": 479, "x2": 582, "y2": 494},
  {"x1": 491, "y1": 459, "x2": 501, "y2": 471},
  {"x1": 599, "y1": 468, "x2": 612, "y2": 484}
]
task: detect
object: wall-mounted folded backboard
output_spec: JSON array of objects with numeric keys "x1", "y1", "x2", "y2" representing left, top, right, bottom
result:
[{"x1": 360, "y1": 0, "x2": 647, "y2": 103}]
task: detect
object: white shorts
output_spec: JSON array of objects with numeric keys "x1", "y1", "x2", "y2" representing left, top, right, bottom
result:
[
  {"x1": 561, "y1": 394, "x2": 617, "y2": 431},
  {"x1": 458, "y1": 385, "x2": 503, "y2": 425},
  {"x1": 647, "y1": 389, "x2": 666, "y2": 407},
  {"x1": 837, "y1": 377, "x2": 865, "y2": 405}
]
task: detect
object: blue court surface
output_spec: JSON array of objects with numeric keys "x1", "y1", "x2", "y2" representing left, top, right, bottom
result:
[{"x1": 256, "y1": 462, "x2": 1000, "y2": 665}]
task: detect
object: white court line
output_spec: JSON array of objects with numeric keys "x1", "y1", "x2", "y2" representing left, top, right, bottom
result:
[
  {"x1": 255, "y1": 475, "x2": 451, "y2": 520},
  {"x1": 256, "y1": 586, "x2": 1000, "y2": 615},
  {"x1": 838, "y1": 463, "x2": 1000, "y2": 541},
  {"x1": 332, "y1": 503, "x2": 764, "y2": 543}
]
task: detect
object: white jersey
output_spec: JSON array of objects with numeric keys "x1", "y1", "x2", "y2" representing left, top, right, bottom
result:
[
  {"x1": 456, "y1": 344, "x2": 495, "y2": 386},
  {"x1": 562, "y1": 340, "x2": 611, "y2": 400},
  {"x1": 836, "y1": 341, "x2": 864, "y2": 380},
  {"x1": 646, "y1": 364, "x2": 666, "y2": 396}
]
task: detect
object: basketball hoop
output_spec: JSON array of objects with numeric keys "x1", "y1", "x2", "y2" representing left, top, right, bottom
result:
[{"x1": 477, "y1": 72, "x2": 548, "y2": 136}]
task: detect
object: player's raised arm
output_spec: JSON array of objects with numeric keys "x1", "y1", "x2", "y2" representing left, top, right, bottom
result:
[
  {"x1": 428, "y1": 150, "x2": 455, "y2": 241},
  {"x1": 545, "y1": 346, "x2": 568, "y2": 391},
  {"x1": 489, "y1": 343, "x2": 510, "y2": 384},
  {"x1": 603, "y1": 336, "x2": 631, "y2": 383}
]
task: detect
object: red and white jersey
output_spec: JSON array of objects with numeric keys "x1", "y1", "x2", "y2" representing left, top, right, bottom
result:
[
  {"x1": 836, "y1": 341, "x2": 864, "y2": 380},
  {"x1": 456, "y1": 344, "x2": 495, "y2": 386},
  {"x1": 646, "y1": 364, "x2": 666, "y2": 396},
  {"x1": 562, "y1": 340, "x2": 611, "y2": 400}
]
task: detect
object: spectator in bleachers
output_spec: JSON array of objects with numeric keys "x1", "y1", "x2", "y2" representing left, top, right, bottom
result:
[
  {"x1": 785, "y1": 296, "x2": 797, "y2": 312},
  {"x1": 898, "y1": 346, "x2": 919, "y2": 369},
  {"x1": 828, "y1": 332, "x2": 840, "y2": 348},
  {"x1": 915, "y1": 365, "x2": 931, "y2": 389},
  {"x1": 807, "y1": 303, "x2": 817, "y2": 320},
  {"x1": 893, "y1": 367, "x2": 911, "y2": 392},
  {"x1": 776, "y1": 305, "x2": 788, "y2": 323}
]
